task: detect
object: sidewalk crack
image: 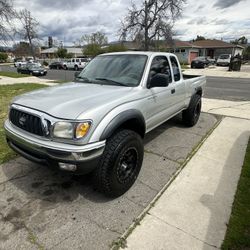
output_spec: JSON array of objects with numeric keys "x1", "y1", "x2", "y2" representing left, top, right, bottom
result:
[{"x1": 151, "y1": 213, "x2": 219, "y2": 249}]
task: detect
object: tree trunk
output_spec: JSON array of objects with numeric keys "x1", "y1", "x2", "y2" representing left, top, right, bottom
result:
[
  {"x1": 28, "y1": 36, "x2": 35, "y2": 59},
  {"x1": 144, "y1": 1, "x2": 149, "y2": 51}
]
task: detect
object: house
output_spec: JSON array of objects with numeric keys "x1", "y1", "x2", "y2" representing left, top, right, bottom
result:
[
  {"x1": 192, "y1": 39, "x2": 244, "y2": 59},
  {"x1": 41, "y1": 47, "x2": 84, "y2": 58},
  {"x1": 165, "y1": 40, "x2": 200, "y2": 64}
]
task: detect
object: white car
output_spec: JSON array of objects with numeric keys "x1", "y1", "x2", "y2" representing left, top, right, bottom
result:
[
  {"x1": 64, "y1": 58, "x2": 89, "y2": 71},
  {"x1": 14, "y1": 60, "x2": 27, "y2": 68},
  {"x1": 216, "y1": 54, "x2": 231, "y2": 66}
]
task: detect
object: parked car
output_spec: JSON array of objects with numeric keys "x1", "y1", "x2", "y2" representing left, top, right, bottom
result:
[
  {"x1": 17, "y1": 64, "x2": 47, "y2": 76},
  {"x1": 26, "y1": 61, "x2": 42, "y2": 67},
  {"x1": 207, "y1": 57, "x2": 216, "y2": 65},
  {"x1": 191, "y1": 57, "x2": 210, "y2": 68},
  {"x1": 5, "y1": 52, "x2": 205, "y2": 197},
  {"x1": 49, "y1": 61, "x2": 65, "y2": 70},
  {"x1": 14, "y1": 60, "x2": 27, "y2": 68},
  {"x1": 216, "y1": 54, "x2": 231, "y2": 66},
  {"x1": 64, "y1": 58, "x2": 89, "y2": 70}
]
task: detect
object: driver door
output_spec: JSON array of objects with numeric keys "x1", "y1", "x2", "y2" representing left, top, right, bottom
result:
[{"x1": 145, "y1": 56, "x2": 177, "y2": 131}]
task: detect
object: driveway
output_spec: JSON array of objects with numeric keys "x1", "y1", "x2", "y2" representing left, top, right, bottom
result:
[{"x1": 0, "y1": 113, "x2": 218, "y2": 250}]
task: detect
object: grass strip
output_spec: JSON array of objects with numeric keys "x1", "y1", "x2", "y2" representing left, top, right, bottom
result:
[
  {"x1": 221, "y1": 138, "x2": 250, "y2": 249},
  {"x1": 0, "y1": 71, "x2": 30, "y2": 78},
  {"x1": 0, "y1": 83, "x2": 47, "y2": 164}
]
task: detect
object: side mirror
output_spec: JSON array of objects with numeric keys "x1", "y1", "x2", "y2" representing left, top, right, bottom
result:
[{"x1": 149, "y1": 73, "x2": 170, "y2": 88}]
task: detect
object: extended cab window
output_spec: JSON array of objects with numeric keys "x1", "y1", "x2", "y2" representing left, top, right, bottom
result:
[
  {"x1": 170, "y1": 56, "x2": 181, "y2": 82},
  {"x1": 149, "y1": 56, "x2": 172, "y2": 84}
]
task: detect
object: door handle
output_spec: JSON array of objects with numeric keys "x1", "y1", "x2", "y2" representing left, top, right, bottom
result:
[{"x1": 171, "y1": 89, "x2": 176, "y2": 94}]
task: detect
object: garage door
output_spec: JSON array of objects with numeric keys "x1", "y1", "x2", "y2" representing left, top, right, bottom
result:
[{"x1": 189, "y1": 52, "x2": 198, "y2": 64}]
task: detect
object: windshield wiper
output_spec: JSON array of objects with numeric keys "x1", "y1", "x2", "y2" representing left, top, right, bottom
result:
[
  {"x1": 75, "y1": 76, "x2": 93, "y2": 83},
  {"x1": 95, "y1": 78, "x2": 128, "y2": 86}
]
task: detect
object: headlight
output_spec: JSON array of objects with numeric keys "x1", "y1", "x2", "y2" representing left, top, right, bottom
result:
[
  {"x1": 75, "y1": 122, "x2": 91, "y2": 139},
  {"x1": 53, "y1": 122, "x2": 73, "y2": 139},
  {"x1": 53, "y1": 121, "x2": 91, "y2": 139}
]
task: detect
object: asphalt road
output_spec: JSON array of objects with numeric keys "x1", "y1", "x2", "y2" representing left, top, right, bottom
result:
[
  {"x1": 1, "y1": 65, "x2": 250, "y2": 101},
  {"x1": 205, "y1": 76, "x2": 250, "y2": 101}
]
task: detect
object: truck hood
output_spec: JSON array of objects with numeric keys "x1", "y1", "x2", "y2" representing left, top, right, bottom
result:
[{"x1": 13, "y1": 82, "x2": 135, "y2": 119}]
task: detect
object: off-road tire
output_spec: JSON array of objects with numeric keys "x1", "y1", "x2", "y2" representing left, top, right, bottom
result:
[
  {"x1": 93, "y1": 129, "x2": 144, "y2": 197},
  {"x1": 182, "y1": 94, "x2": 201, "y2": 127}
]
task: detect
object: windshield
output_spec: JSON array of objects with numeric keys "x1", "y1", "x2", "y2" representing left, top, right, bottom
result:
[
  {"x1": 195, "y1": 57, "x2": 206, "y2": 61},
  {"x1": 29, "y1": 66, "x2": 41, "y2": 70},
  {"x1": 219, "y1": 54, "x2": 230, "y2": 59},
  {"x1": 76, "y1": 54, "x2": 148, "y2": 87}
]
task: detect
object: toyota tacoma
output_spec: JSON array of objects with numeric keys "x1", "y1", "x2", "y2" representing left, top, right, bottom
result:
[{"x1": 4, "y1": 52, "x2": 205, "y2": 197}]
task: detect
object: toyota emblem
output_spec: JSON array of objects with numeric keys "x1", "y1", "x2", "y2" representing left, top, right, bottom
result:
[{"x1": 19, "y1": 116, "x2": 26, "y2": 126}]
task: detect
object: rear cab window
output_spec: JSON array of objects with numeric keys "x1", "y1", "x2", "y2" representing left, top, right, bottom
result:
[{"x1": 170, "y1": 56, "x2": 181, "y2": 82}]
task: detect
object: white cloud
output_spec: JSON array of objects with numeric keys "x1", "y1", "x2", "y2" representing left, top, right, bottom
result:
[
  {"x1": 13, "y1": 0, "x2": 250, "y2": 45},
  {"x1": 174, "y1": 0, "x2": 250, "y2": 41}
]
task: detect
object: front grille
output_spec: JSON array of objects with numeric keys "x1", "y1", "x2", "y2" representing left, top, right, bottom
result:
[{"x1": 9, "y1": 108, "x2": 44, "y2": 136}]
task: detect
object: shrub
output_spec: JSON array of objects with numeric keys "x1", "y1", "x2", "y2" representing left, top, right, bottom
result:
[{"x1": 0, "y1": 52, "x2": 8, "y2": 63}]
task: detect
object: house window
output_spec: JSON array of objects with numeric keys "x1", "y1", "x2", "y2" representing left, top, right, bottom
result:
[
  {"x1": 175, "y1": 49, "x2": 180, "y2": 53},
  {"x1": 181, "y1": 49, "x2": 186, "y2": 53}
]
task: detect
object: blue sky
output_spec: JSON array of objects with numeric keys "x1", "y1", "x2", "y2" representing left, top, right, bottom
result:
[{"x1": 14, "y1": 0, "x2": 250, "y2": 45}]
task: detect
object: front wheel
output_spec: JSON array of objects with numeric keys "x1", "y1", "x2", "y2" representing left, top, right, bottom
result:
[
  {"x1": 182, "y1": 94, "x2": 202, "y2": 127},
  {"x1": 93, "y1": 129, "x2": 144, "y2": 197}
]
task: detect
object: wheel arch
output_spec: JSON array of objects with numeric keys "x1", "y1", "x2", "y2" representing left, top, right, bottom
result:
[
  {"x1": 195, "y1": 87, "x2": 203, "y2": 97},
  {"x1": 100, "y1": 109, "x2": 146, "y2": 140}
]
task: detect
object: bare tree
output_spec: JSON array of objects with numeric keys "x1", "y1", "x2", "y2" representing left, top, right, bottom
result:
[
  {"x1": 18, "y1": 9, "x2": 39, "y2": 59},
  {"x1": 75, "y1": 31, "x2": 108, "y2": 47},
  {"x1": 0, "y1": 0, "x2": 17, "y2": 44},
  {"x1": 121, "y1": 0, "x2": 186, "y2": 50}
]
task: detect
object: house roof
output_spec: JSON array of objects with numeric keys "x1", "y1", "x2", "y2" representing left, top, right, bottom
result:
[
  {"x1": 173, "y1": 40, "x2": 200, "y2": 48},
  {"x1": 192, "y1": 39, "x2": 244, "y2": 49},
  {"x1": 165, "y1": 40, "x2": 200, "y2": 49}
]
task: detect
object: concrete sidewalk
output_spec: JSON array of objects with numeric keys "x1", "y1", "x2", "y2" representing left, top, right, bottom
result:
[
  {"x1": 0, "y1": 76, "x2": 56, "y2": 86},
  {"x1": 203, "y1": 98, "x2": 250, "y2": 120},
  {"x1": 124, "y1": 107, "x2": 250, "y2": 249}
]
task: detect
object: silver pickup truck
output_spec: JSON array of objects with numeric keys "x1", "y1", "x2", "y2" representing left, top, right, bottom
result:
[{"x1": 4, "y1": 52, "x2": 205, "y2": 197}]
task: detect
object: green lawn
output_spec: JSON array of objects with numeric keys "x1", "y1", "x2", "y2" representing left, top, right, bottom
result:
[
  {"x1": 0, "y1": 84, "x2": 46, "y2": 164},
  {"x1": 0, "y1": 71, "x2": 30, "y2": 78},
  {"x1": 222, "y1": 139, "x2": 250, "y2": 249}
]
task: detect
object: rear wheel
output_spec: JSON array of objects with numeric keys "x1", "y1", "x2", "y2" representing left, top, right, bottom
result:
[
  {"x1": 93, "y1": 129, "x2": 144, "y2": 197},
  {"x1": 182, "y1": 94, "x2": 201, "y2": 127}
]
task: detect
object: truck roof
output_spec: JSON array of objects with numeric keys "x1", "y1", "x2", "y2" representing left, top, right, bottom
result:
[{"x1": 100, "y1": 51, "x2": 175, "y2": 57}]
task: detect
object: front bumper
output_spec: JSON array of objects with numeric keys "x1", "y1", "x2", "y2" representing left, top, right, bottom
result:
[{"x1": 4, "y1": 119, "x2": 105, "y2": 174}]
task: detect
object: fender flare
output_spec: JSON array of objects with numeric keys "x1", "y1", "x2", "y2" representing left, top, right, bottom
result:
[{"x1": 100, "y1": 109, "x2": 146, "y2": 140}]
